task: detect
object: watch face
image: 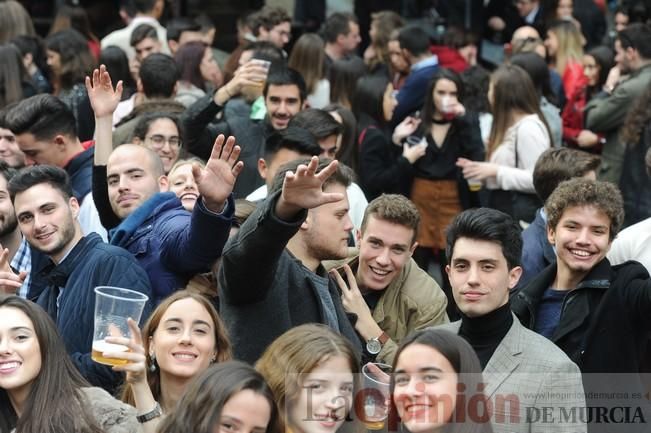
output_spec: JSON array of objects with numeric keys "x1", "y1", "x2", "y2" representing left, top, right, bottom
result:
[{"x1": 366, "y1": 339, "x2": 381, "y2": 355}]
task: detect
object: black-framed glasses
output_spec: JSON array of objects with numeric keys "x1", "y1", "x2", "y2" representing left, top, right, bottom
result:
[{"x1": 145, "y1": 135, "x2": 182, "y2": 149}]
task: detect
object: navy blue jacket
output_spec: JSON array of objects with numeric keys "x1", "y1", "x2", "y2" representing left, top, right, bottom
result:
[
  {"x1": 391, "y1": 60, "x2": 438, "y2": 126},
  {"x1": 517, "y1": 208, "x2": 556, "y2": 290},
  {"x1": 36, "y1": 233, "x2": 152, "y2": 391},
  {"x1": 65, "y1": 145, "x2": 93, "y2": 202},
  {"x1": 111, "y1": 192, "x2": 234, "y2": 304}
]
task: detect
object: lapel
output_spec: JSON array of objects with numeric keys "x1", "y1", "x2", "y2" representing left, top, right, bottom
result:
[{"x1": 482, "y1": 316, "x2": 523, "y2": 398}]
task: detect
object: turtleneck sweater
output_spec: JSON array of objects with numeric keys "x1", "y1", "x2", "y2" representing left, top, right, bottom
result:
[{"x1": 458, "y1": 302, "x2": 513, "y2": 369}]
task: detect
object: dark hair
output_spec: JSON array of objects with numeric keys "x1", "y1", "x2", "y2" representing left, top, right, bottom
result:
[
  {"x1": 251, "y1": 6, "x2": 291, "y2": 36},
  {"x1": 48, "y1": 5, "x2": 98, "y2": 43},
  {"x1": 99, "y1": 46, "x2": 136, "y2": 96},
  {"x1": 157, "y1": 361, "x2": 280, "y2": 433},
  {"x1": 289, "y1": 109, "x2": 343, "y2": 141},
  {"x1": 533, "y1": 148, "x2": 601, "y2": 201},
  {"x1": 5, "y1": 94, "x2": 77, "y2": 140},
  {"x1": 397, "y1": 25, "x2": 431, "y2": 57},
  {"x1": 175, "y1": 41, "x2": 209, "y2": 91},
  {"x1": 391, "y1": 329, "x2": 492, "y2": 433},
  {"x1": 167, "y1": 17, "x2": 201, "y2": 42},
  {"x1": 460, "y1": 65, "x2": 491, "y2": 114},
  {"x1": 130, "y1": 23, "x2": 159, "y2": 47},
  {"x1": 329, "y1": 56, "x2": 367, "y2": 108},
  {"x1": 0, "y1": 160, "x2": 17, "y2": 184},
  {"x1": 321, "y1": 12, "x2": 357, "y2": 43},
  {"x1": 244, "y1": 40, "x2": 286, "y2": 70},
  {"x1": 585, "y1": 45, "x2": 614, "y2": 93},
  {"x1": 323, "y1": 103, "x2": 358, "y2": 173},
  {"x1": 45, "y1": 29, "x2": 95, "y2": 90},
  {"x1": 8, "y1": 165, "x2": 73, "y2": 202},
  {"x1": 263, "y1": 67, "x2": 307, "y2": 103},
  {"x1": 134, "y1": 0, "x2": 159, "y2": 14},
  {"x1": 263, "y1": 126, "x2": 322, "y2": 161},
  {"x1": 10, "y1": 35, "x2": 49, "y2": 82},
  {"x1": 0, "y1": 44, "x2": 30, "y2": 107},
  {"x1": 269, "y1": 157, "x2": 351, "y2": 195},
  {"x1": 446, "y1": 208, "x2": 523, "y2": 269},
  {"x1": 617, "y1": 23, "x2": 651, "y2": 59},
  {"x1": 545, "y1": 178, "x2": 624, "y2": 241},
  {"x1": 421, "y1": 68, "x2": 464, "y2": 131},
  {"x1": 131, "y1": 112, "x2": 184, "y2": 144},
  {"x1": 194, "y1": 13, "x2": 216, "y2": 33},
  {"x1": 139, "y1": 53, "x2": 180, "y2": 98},
  {"x1": 0, "y1": 295, "x2": 103, "y2": 433},
  {"x1": 509, "y1": 52, "x2": 556, "y2": 104},
  {"x1": 352, "y1": 74, "x2": 390, "y2": 127}
]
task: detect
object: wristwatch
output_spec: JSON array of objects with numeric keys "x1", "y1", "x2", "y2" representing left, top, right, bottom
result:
[
  {"x1": 137, "y1": 402, "x2": 162, "y2": 423},
  {"x1": 366, "y1": 332, "x2": 389, "y2": 355}
]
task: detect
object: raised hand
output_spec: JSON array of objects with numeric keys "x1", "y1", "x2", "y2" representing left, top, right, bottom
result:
[
  {"x1": 275, "y1": 157, "x2": 345, "y2": 220},
  {"x1": 0, "y1": 246, "x2": 26, "y2": 295},
  {"x1": 85, "y1": 64, "x2": 123, "y2": 118},
  {"x1": 192, "y1": 134, "x2": 243, "y2": 213}
]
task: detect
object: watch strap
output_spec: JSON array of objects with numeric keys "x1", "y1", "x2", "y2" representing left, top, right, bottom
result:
[
  {"x1": 378, "y1": 331, "x2": 389, "y2": 345},
  {"x1": 137, "y1": 402, "x2": 162, "y2": 423}
]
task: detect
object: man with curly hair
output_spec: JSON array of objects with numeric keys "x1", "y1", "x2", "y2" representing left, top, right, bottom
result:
[{"x1": 512, "y1": 178, "x2": 651, "y2": 431}]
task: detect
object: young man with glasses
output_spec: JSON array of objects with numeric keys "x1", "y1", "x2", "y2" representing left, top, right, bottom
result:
[{"x1": 131, "y1": 113, "x2": 183, "y2": 174}]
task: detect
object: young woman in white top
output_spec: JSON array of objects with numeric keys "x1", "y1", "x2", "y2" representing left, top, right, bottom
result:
[{"x1": 457, "y1": 64, "x2": 551, "y2": 221}]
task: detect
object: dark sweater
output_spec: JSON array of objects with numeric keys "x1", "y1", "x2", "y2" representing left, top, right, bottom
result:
[{"x1": 459, "y1": 302, "x2": 513, "y2": 369}]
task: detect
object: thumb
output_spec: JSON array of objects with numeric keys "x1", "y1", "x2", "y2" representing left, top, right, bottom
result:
[
  {"x1": 191, "y1": 163, "x2": 203, "y2": 184},
  {"x1": 18, "y1": 271, "x2": 27, "y2": 281}
]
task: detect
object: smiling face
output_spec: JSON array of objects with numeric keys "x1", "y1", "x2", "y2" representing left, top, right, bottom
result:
[
  {"x1": 150, "y1": 297, "x2": 218, "y2": 382},
  {"x1": 265, "y1": 84, "x2": 303, "y2": 130},
  {"x1": 0, "y1": 174, "x2": 18, "y2": 238},
  {"x1": 357, "y1": 216, "x2": 416, "y2": 291},
  {"x1": 0, "y1": 307, "x2": 42, "y2": 408},
  {"x1": 547, "y1": 205, "x2": 612, "y2": 285},
  {"x1": 393, "y1": 343, "x2": 458, "y2": 433},
  {"x1": 138, "y1": 118, "x2": 181, "y2": 174},
  {"x1": 107, "y1": 145, "x2": 168, "y2": 219},
  {"x1": 288, "y1": 355, "x2": 354, "y2": 433},
  {"x1": 14, "y1": 183, "x2": 81, "y2": 263},
  {"x1": 214, "y1": 389, "x2": 272, "y2": 433},
  {"x1": 303, "y1": 183, "x2": 353, "y2": 262},
  {"x1": 446, "y1": 237, "x2": 521, "y2": 318},
  {"x1": 169, "y1": 163, "x2": 199, "y2": 211}
]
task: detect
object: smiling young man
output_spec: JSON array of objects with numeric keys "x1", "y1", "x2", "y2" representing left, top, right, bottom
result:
[
  {"x1": 8, "y1": 165, "x2": 151, "y2": 391},
  {"x1": 433, "y1": 207, "x2": 585, "y2": 433},
  {"x1": 330, "y1": 194, "x2": 448, "y2": 364}
]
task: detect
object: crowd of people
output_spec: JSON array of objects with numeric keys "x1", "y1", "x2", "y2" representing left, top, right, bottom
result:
[{"x1": 1, "y1": 0, "x2": 651, "y2": 432}]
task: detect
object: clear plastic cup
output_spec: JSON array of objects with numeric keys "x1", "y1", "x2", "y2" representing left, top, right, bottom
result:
[
  {"x1": 356, "y1": 363, "x2": 392, "y2": 430},
  {"x1": 406, "y1": 135, "x2": 424, "y2": 148},
  {"x1": 91, "y1": 286, "x2": 148, "y2": 366}
]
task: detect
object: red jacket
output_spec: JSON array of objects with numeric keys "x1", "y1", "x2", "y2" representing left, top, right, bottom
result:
[
  {"x1": 561, "y1": 85, "x2": 603, "y2": 152},
  {"x1": 561, "y1": 61, "x2": 586, "y2": 103},
  {"x1": 430, "y1": 45, "x2": 468, "y2": 73}
]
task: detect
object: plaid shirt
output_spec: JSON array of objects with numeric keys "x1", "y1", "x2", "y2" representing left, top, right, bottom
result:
[{"x1": 11, "y1": 237, "x2": 31, "y2": 299}]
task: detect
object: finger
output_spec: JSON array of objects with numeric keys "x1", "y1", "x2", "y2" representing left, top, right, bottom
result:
[
  {"x1": 85, "y1": 75, "x2": 92, "y2": 93},
  {"x1": 116, "y1": 80, "x2": 124, "y2": 97},
  {"x1": 127, "y1": 318, "x2": 144, "y2": 346},
  {"x1": 305, "y1": 156, "x2": 319, "y2": 176},
  {"x1": 315, "y1": 159, "x2": 339, "y2": 182},
  {"x1": 294, "y1": 163, "x2": 309, "y2": 178},
  {"x1": 329, "y1": 268, "x2": 349, "y2": 293},
  {"x1": 0, "y1": 248, "x2": 9, "y2": 268},
  {"x1": 103, "y1": 351, "x2": 145, "y2": 362},
  {"x1": 112, "y1": 363, "x2": 146, "y2": 373},
  {"x1": 342, "y1": 264, "x2": 357, "y2": 290},
  {"x1": 227, "y1": 143, "x2": 241, "y2": 167},
  {"x1": 18, "y1": 271, "x2": 27, "y2": 282},
  {"x1": 319, "y1": 192, "x2": 345, "y2": 205},
  {"x1": 191, "y1": 163, "x2": 203, "y2": 185},
  {"x1": 221, "y1": 135, "x2": 236, "y2": 160},
  {"x1": 209, "y1": 135, "x2": 226, "y2": 161},
  {"x1": 92, "y1": 67, "x2": 100, "y2": 87},
  {"x1": 231, "y1": 161, "x2": 244, "y2": 178}
]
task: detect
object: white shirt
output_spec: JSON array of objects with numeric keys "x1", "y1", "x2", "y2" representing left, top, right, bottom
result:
[
  {"x1": 101, "y1": 16, "x2": 170, "y2": 60},
  {"x1": 607, "y1": 218, "x2": 651, "y2": 272}
]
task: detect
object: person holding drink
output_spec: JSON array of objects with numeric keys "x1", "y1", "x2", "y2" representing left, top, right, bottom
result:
[
  {"x1": 6, "y1": 165, "x2": 152, "y2": 391},
  {"x1": 407, "y1": 69, "x2": 484, "y2": 277},
  {"x1": 0, "y1": 295, "x2": 140, "y2": 433},
  {"x1": 99, "y1": 290, "x2": 232, "y2": 430}
]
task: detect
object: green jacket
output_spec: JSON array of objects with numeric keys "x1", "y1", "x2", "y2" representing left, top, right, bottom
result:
[
  {"x1": 585, "y1": 63, "x2": 651, "y2": 184},
  {"x1": 329, "y1": 254, "x2": 449, "y2": 364}
]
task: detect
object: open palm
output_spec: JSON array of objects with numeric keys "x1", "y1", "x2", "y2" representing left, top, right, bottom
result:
[
  {"x1": 281, "y1": 157, "x2": 344, "y2": 210},
  {"x1": 192, "y1": 135, "x2": 243, "y2": 211},
  {"x1": 86, "y1": 64, "x2": 123, "y2": 118}
]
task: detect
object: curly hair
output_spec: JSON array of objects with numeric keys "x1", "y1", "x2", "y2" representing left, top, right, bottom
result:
[
  {"x1": 545, "y1": 178, "x2": 624, "y2": 241},
  {"x1": 620, "y1": 81, "x2": 651, "y2": 146}
]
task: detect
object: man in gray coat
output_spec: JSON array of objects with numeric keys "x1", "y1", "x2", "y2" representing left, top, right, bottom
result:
[
  {"x1": 433, "y1": 208, "x2": 586, "y2": 433},
  {"x1": 218, "y1": 157, "x2": 361, "y2": 363},
  {"x1": 585, "y1": 23, "x2": 651, "y2": 184}
]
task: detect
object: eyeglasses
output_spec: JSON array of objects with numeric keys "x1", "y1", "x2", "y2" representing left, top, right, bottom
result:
[{"x1": 145, "y1": 134, "x2": 182, "y2": 149}]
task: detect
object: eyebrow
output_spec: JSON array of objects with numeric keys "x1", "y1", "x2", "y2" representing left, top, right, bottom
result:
[
  {"x1": 163, "y1": 318, "x2": 213, "y2": 327},
  {"x1": 220, "y1": 416, "x2": 267, "y2": 432},
  {"x1": 9, "y1": 326, "x2": 33, "y2": 332},
  {"x1": 394, "y1": 366, "x2": 444, "y2": 374}
]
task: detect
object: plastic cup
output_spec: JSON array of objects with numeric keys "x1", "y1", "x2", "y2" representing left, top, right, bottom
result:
[
  {"x1": 91, "y1": 286, "x2": 148, "y2": 366},
  {"x1": 356, "y1": 363, "x2": 392, "y2": 430},
  {"x1": 406, "y1": 135, "x2": 424, "y2": 148},
  {"x1": 467, "y1": 178, "x2": 482, "y2": 192}
]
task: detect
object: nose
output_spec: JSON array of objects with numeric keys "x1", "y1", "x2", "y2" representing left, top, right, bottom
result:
[
  {"x1": 179, "y1": 328, "x2": 192, "y2": 344},
  {"x1": 576, "y1": 228, "x2": 591, "y2": 245},
  {"x1": 376, "y1": 248, "x2": 391, "y2": 266},
  {"x1": 117, "y1": 175, "x2": 131, "y2": 192},
  {"x1": 0, "y1": 337, "x2": 10, "y2": 353},
  {"x1": 405, "y1": 377, "x2": 425, "y2": 397},
  {"x1": 324, "y1": 388, "x2": 346, "y2": 410},
  {"x1": 467, "y1": 265, "x2": 481, "y2": 286},
  {"x1": 343, "y1": 214, "x2": 354, "y2": 232}
]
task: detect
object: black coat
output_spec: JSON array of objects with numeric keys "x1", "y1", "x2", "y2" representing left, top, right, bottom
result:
[{"x1": 511, "y1": 259, "x2": 651, "y2": 373}]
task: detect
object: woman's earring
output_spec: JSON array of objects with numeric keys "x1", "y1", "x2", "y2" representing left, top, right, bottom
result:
[{"x1": 149, "y1": 353, "x2": 157, "y2": 372}]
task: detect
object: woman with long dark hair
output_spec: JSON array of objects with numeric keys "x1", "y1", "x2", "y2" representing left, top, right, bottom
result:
[
  {"x1": 174, "y1": 41, "x2": 223, "y2": 108},
  {"x1": 0, "y1": 295, "x2": 138, "y2": 433},
  {"x1": 391, "y1": 328, "x2": 493, "y2": 433},
  {"x1": 157, "y1": 361, "x2": 280, "y2": 433},
  {"x1": 354, "y1": 75, "x2": 425, "y2": 200}
]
